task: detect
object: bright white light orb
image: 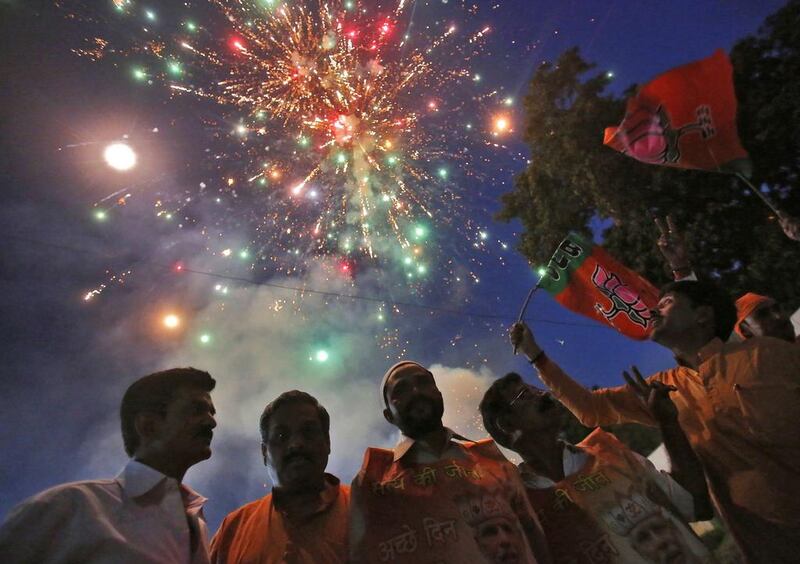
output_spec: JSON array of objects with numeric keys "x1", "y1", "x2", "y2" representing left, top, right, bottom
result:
[
  {"x1": 163, "y1": 314, "x2": 181, "y2": 329},
  {"x1": 104, "y1": 143, "x2": 137, "y2": 171}
]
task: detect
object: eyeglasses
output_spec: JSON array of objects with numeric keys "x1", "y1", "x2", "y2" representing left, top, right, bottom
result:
[{"x1": 509, "y1": 386, "x2": 530, "y2": 409}]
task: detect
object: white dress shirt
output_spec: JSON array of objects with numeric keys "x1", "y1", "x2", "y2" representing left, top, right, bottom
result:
[{"x1": 0, "y1": 459, "x2": 210, "y2": 564}]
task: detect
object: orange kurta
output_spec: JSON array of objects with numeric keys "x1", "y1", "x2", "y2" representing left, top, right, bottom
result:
[
  {"x1": 524, "y1": 429, "x2": 711, "y2": 564},
  {"x1": 535, "y1": 336, "x2": 800, "y2": 563},
  {"x1": 351, "y1": 438, "x2": 549, "y2": 563},
  {"x1": 210, "y1": 474, "x2": 349, "y2": 564}
]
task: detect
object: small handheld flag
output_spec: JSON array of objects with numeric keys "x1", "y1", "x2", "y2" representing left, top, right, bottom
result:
[{"x1": 540, "y1": 233, "x2": 660, "y2": 340}]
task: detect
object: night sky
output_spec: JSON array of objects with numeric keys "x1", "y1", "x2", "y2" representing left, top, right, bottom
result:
[{"x1": 0, "y1": 0, "x2": 786, "y2": 531}]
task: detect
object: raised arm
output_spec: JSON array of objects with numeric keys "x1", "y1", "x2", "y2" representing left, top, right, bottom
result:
[
  {"x1": 510, "y1": 322, "x2": 655, "y2": 428},
  {"x1": 623, "y1": 366, "x2": 713, "y2": 520}
]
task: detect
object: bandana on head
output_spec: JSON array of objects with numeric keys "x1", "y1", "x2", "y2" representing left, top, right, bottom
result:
[
  {"x1": 379, "y1": 361, "x2": 431, "y2": 408},
  {"x1": 734, "y1": 292, "x2": 770, "y2": 338}
]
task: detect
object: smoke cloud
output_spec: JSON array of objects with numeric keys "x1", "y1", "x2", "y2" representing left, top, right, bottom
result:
[{"x1": 129, "y1": 260, "x2": 503, "y2": 530}]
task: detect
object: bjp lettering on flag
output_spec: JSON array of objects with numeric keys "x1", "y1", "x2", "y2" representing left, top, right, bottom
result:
[
  {"x1": 604, "y1": 49, "x2": 751, "y2": 175},
  {"x1": 540, "y1": 233, "x2": 659, "y2": 340}
]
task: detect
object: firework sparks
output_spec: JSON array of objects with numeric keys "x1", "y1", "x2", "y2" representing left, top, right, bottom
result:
[{"x1": 66, "y1": 0, "x2": 514, "y2": 289}]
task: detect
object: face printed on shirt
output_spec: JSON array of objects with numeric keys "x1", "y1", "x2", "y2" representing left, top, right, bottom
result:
[
  {"x1": 474, "y1": 515, "x2": 524, "y2": 564},
  {"x1": 630, "y1": 513, "x2": 696, "y2": 564},
  {"x1": 149, "y1": 386, "x2": 217, "y2": 468},
  {"x1": 383, "y1": 365, "x2": 445, "y2": 438},
  {"x1": 263, "y1": 401, "x2": 330, "y2": 491}
]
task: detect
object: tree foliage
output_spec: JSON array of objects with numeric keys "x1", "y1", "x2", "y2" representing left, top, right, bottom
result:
[{"x1": 500, "y1": 1, "x2": 800, "y2": 306}]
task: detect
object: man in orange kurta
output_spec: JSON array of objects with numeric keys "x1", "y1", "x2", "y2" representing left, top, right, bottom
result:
[
  {"x1": 211, "y1": 391, "x2": 349, "y2": 564},
  {"x1": 349, "y1": 361, "x2": 551, "y2": 564},
  {"x1": 512, "y1": 280, "x2": 800, "y2": 563}
]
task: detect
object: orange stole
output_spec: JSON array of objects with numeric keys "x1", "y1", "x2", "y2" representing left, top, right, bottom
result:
[
  {"x1": 353, "y1": 439, "x2": 541, "y2": 563},
  {"x1": 525, "y1": 429, "x2": 711, "y2": 564}
]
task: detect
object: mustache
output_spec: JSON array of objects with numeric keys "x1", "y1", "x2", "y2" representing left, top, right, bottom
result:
[
  {"x1": 403, "y1": 396, "x2": 439, "y2": 414},
  {"x1": 283, "y1": 451, "x2": 313, "y2": 464}
]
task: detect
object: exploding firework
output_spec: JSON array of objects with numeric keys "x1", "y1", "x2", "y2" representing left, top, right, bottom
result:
[{"x1": 67, "y1": 0, "x2": 516, "y2": 287}]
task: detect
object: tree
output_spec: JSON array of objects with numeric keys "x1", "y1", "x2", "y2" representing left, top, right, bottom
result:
[{"x1": 499, "y1": 1, "x2": 800, "y2": 307}]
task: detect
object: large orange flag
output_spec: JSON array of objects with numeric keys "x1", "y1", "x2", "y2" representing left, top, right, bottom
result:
[
  {"x1": 604, "y1": 50, "x2": 751, "y2": 175},
  {"x1": 540, "y1": 233, "x2": 660, "y2": 340}
]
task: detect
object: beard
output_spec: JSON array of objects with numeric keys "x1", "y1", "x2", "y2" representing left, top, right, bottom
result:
[{"x1": 399, "y1": 396, "x2": 444, "y2": 438}]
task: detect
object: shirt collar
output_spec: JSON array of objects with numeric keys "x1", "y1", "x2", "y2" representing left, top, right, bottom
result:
[
  {"x1": 272, "y1": 473, "x2": 341, "y2": 521},
  {"x1": 673, "y1": 337, "x2": 725, "y2": 369},
  {"x1": 116, "y1": 460, "x2": 207, "y2": 508},
  {"x1": 117, "y1": 459, "x2": 171, "y2": 499},
  {"x1": 180, "y1": 482, "x2": 208, "y2": 511},
  {"x1": 392, "y1": 427, "x2": 470, "y2": 462},
  {"x1": 519, "y1": 441, "x2": 589, "y2": 489},
  {"x1": 697, "y1": 338, "x2": 725, "y2": 364}
]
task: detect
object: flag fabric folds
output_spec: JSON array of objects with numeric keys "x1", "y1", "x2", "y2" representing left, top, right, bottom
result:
[
  {"x1": 604, "y1": 49, "x2": 751, "y2": 175},
  {"x1": 539, "y1": 233, "x2": 660, "y2": 340}
]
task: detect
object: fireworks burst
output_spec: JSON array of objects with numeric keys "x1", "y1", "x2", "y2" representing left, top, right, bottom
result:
[{"x1": 67, "y1": 0, "x2": 516, "y2": 289}]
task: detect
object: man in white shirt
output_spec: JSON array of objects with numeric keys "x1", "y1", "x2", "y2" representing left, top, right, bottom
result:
[{"x1": 0, "y1": 367, "x2": 217, "y2": 564}]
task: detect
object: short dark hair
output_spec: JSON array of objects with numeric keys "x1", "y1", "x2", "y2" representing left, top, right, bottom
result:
[
  {"x1": 479, "y1": 372, "x2": 524, "y2": 449},
  {"x1": 660, "y1": 280, "x2": 737, "y2": 341},
  {"x1": 259, "y1": 390, "x2": 330, "y2": 444},
  {"x1": 120, "y1": 368, "x2": 215, "y2": 457}
]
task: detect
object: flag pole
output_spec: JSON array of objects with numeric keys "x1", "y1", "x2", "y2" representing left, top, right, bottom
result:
[
  {"x1": 735, "y1": 173, "x2": 781, "y2": 215},
  {"x1": 513, "y1": 278, "x2": 543, "y2": 354},
  {"x1": 516, "y1": 283, "x2": 540, "y2": 323}
]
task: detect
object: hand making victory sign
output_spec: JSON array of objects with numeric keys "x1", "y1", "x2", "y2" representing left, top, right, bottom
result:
[
  {"x1": 622, "y1": 366, "x2": 678, "y2": 423},
  {"x1": 654, "y1": 215, "x2": 692, "y2": 279}
]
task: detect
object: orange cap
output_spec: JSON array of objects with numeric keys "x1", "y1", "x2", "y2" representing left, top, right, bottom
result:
[{"x1": 734, "y1": 293, "x2": 770, "y2": 338}]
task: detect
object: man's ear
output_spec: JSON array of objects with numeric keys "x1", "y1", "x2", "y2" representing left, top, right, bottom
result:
[
  {"x1": 739, "y1": 319, "x2": 754, "y2": 339},
  {"x1": 383, "y1": 407, "x2": 395, "y2": 425},
  {"x1": 133, "y1": 412, "x2": 162, "y2": 451},
  {"x1": 695, "y1": 305, "x2": 715, "y2": 332},
  {"x1": 261, "y1": 442, "x2": 269, "y2": 467}
]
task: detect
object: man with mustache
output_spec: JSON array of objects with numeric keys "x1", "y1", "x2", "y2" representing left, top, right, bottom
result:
[
  {"x1": 480, "y1": 371, "x2": 712, "y2": 563},
  {"x1": 513, "y1": 279, "x2": 800, "y2": 563},
  {"x1": 349, "y1": 361, "x2": 551, "y2": 563},
  {"x1": 210, "y1": 390, "x2": 349, "y2": 564},
  {"x1": 0, "y1": 367, "x2": 217, "y2": 563}
]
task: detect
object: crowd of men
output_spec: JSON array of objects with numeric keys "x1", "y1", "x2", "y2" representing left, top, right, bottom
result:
[{"x1": 1, "y1": 218, "x2": 798, "y2": 564}]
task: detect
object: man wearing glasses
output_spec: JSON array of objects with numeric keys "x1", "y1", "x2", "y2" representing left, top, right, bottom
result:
[{"x1": 479, "y1": 353, "x2": 714, "y2": 563}]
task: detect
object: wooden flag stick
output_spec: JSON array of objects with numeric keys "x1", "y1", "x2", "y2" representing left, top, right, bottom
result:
[{"x1": 736, "y1": 173, "x2": 781, "y2": 215}]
